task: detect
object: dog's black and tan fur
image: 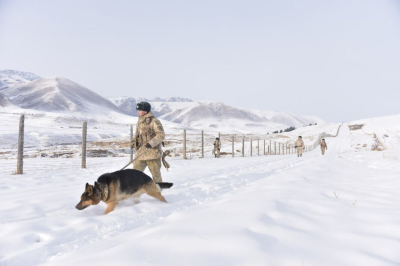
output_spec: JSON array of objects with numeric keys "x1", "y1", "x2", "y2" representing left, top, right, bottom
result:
[{"x1": 75, "y1": 169, "x2": 173, "y2": 214}]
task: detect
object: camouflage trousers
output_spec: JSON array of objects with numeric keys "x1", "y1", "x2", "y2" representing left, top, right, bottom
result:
[
  {"x1": 321, "y1": 147, "x2": 326, "y2": 155},
  {"x1": 133, "y1": 159, "x2": 162, "y2": 183},
  {"x1": 214, "y1": 148, "x2": 220, "y2": 158},
  {"x1": 297, "y1": 147, "x2": 303, "y2": 157}
]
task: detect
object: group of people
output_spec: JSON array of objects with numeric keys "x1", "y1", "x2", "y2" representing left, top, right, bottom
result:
[
  {"x1": 294, "y1": 136, "x2": 328, "y2": 157},
  {"x1": 130, "y1": 101, "x2": 328, "y2": 183}
]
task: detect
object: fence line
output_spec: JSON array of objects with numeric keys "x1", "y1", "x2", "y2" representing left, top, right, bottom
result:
[{"x1": 1, "y1": 113, "x2": 341, "y2": 174}]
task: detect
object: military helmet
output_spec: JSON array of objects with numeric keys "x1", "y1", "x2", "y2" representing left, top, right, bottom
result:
[
  {"x1": 299, "y1": 136, "x2": 302, "y2": 138},
  {"x1": 136, "y1": 101, "x2": 151, "y2": 112},
  {"x1": 216, "y1": 137, "x2": 220, "y2": 140}
]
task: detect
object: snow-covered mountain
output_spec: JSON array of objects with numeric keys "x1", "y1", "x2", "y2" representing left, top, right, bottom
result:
[
  {"x1": 0, "y1": 70, "x2": 325, "y2": 132},
  {"x1": 0, "y1": 70, "x2": 41, "y2": 89},
  {"x1": 108, "y1": 97, "x2": 193, "y2": 116},
  {"x1": 0, "y1": 92, "x2": 13, "y2": 108},
  {"x1": 0, "y1": 77, "x2": 127, "y2": 118},
  {"x1": 110, "y1": 96, "x2": 325, "y2": 133},
  {"x1": 156, "y1": 101, "x2": 325, "y2": 133}
]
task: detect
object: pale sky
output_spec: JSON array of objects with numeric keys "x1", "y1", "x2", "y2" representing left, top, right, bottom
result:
[{"x1": 1, "y1": 0, "x2": 399, "y2": 122}]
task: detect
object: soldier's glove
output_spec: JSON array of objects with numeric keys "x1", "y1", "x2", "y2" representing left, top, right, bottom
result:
[{"x1": 145, "y1": 143, "x2": 152, "y2": 149}]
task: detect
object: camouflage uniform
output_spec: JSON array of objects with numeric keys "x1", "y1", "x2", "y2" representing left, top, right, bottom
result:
[
  {"x1": 132, "y1": 111, "x2": 165, "y2": 182},
  {"x1": 214, "y1": 140, "x2": 221, "y2": 158},
  {"x1": 294, "y1": 139, "x2": 305, "y2": 157},
  {"x1": 320, "y1": 140, "x2": 328, "y2": 155}
]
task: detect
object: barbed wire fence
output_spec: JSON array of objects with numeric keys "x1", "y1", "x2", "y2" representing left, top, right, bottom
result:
[{"x1": 0, "y1": 113, "x2": 338, "y2": 175}]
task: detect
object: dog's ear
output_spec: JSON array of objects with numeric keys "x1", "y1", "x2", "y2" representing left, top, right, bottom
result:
[
  {"x1": 87, "y1": 185, "x2": 93, "y2": 195},
  {"x1": 85, "y1": 183, "x2": 89, "y2": 190}
]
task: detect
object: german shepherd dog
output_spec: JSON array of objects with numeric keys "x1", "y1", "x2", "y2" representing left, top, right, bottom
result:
[{"x1": 75, "y1": 169, "x2": 173, "y2": 214}]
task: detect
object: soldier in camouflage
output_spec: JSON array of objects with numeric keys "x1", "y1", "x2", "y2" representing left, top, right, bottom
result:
[
  {"x1": 294, "y1": 136, "x2": 305, "y2": 157},
  {"x1": 214, "y1": 137, "x2": 221, "y2": 158},
  {"x1": 131, "y1": 102, "x2": 165, "y2": 183},
  {"x1": 320, "y1": 138, "x2": 328, "y2": 155}
]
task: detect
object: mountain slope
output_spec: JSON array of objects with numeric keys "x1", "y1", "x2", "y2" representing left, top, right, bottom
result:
[
  {"x1": 161, "y1": 101, "x2": 264, "y2": 124},
  {"x1": 158, "y1": 101, "x2": 325, "y2": 133},
  {"x1": 0, "y1": 70, "x2": 41, "y2": 89},
  {"x1": 0, "y1": 92, "x2": 13, "y2": 107},
  {"x1": 110, "y1": 96, "x2": 326, "y2": 133},
  {"x1": 1, "y1": 77, "x2": 126, "y2": 115},
  {"x1": 108, "y1": 97, "x2": 193, "y2": 116}
]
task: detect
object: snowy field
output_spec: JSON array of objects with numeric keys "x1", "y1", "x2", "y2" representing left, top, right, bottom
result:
[{"x1": 1, "y1": 117, "x2": 400, "y2": 265}]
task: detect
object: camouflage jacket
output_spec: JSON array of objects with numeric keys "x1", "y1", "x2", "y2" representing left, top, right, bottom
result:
[
  {"x1": 294, "y1": 139, "x2": 305, "y2": 148},
  {"x1": 214, "y1": 140, "x2": 221, "y2": 150},
  {"x1": 133, "y1": 112, "x2": 165, "y2": 160},
  {"x1": 320, "y1": 140, "x2": 327, "y2": 149}
]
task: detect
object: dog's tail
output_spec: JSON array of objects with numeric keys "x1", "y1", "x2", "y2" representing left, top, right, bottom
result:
[{"x1": 156, "y1": 182, "x2": 173, "y2": 189}]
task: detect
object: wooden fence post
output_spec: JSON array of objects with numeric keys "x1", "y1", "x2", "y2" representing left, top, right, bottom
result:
[
  {"x1": 268, "y1": 145, "x2": 270, "y2": 155},
  {"x1": 201, "y1": 130, "x2": 204, "y2": 158},
  {"x1": 82, "y1": 121, "x2": 87, "y2": 169},
  {"x1": 232, "y1": 135, "x2": 234, "y2": 157},
  {"x1": 242, "y1": 136, "x2": 245, "y2": 157},
  {"x1": 274, "y1": 142, "x2": 276, "y2": 155},
  {"x1": 264, "y1": 140, "x2": 265, "y2": 155},
  {"x1": 130, "y1": 125, "x2": 133, "y2": 161},
  {"x1": 279, "y1": 143, "x2": 281, "y2": 155},
  {"x1": 258, "y1": 140, "x2": 260, "y2": 156},
  {"x1": 16, "y1": 115, "x2": 24, "y2": 174},
  {"x1": 250, "y1": 139, "x2": 253, "y2": 156},
  {"x1": 183, "y1": 129, "x2": 187, "y2": 159}
]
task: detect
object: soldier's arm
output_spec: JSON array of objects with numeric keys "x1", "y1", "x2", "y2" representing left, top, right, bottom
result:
[
  {"x1": 131, "y1": 124, "x2": 140, "y2": 148},
  {"x1": 148, "y1": 119, "x2": 165, "y2": 147}
]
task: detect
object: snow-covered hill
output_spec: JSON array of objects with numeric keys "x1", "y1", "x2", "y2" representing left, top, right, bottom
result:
[
  {"x1": 1, "y1": 116, "x2": 399, "y2": 266},
  {"x1": 0, "y1": 70, "x2": 324, "y2": 133},
  {"x1": 110, "y1": 97, "x2": 325, "y2": 133},
  {"x1": 0, "y1": 70, "x2": 40, "y2": 89},
  {"x1": 157, "y1": 101, "x2": 325, "y2": 133},
  {"x1": 0, "y1": 92, "x2": 13, "y2": 108},
  {"x1": 108, "y1": 97, "x2": 193, "y2": 116},
  {"x1": 1, "y1": 77, "x2": 128, "y2": 120}
]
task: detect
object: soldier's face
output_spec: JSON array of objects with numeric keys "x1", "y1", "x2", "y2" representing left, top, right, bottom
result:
[{"x1": 138, "y1": 110, "x2": 148, "y2": 117}]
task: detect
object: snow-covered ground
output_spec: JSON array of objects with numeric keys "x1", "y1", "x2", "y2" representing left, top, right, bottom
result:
[{"x1": 0, "y1": 118, "x2": 399, "y2": 266}]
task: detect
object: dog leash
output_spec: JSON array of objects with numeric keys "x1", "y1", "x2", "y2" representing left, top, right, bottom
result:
[{"x1": 121, "y1": 149, "x2": 149, "y2": 170}]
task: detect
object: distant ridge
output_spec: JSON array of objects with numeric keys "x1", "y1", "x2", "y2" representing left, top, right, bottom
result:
[
  {"x1": 1, "y1": 76, "x2": 126, "y2": 115},
  {"x1": 0, "y1": 70, "x2": 41, "y2": 89}
]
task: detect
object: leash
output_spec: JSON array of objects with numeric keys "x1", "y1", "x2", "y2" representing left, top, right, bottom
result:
[
  {"x1": 121, "y1": 144, "x2": 172, "y2": 171},
  {"x1": 121, "y1": 149, "x2": 149, "y2": 170}
]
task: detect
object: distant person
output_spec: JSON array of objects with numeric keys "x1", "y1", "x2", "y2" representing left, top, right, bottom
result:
[
  {"x1": 320, "y1": 138, "x2": 328, "y2": 155},
  {"x1": 131, "y1": 101, "x2": 165, "y2": 182},
  {"x1": 294, "y1": 136, "x2": 305, "y2": 157},
  {"x1": 214, "y1": 137, "x2": 221, "y2": 158}
]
